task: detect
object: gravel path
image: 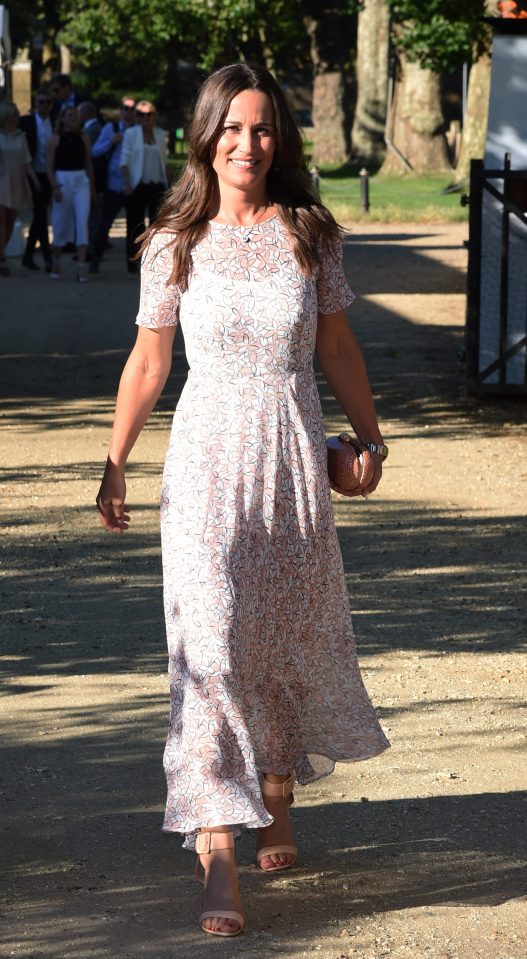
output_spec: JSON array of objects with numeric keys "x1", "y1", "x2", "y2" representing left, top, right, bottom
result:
[{"x1": 1, "y1": 223, "x2": 526, "y2": 959}]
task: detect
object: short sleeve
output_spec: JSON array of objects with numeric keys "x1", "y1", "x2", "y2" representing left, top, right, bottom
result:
[
  {"x1": 135, "y1": 232, "x2": 181, "y2": 328},
  {"x1": 316, "y1": 233, "x2": 356, "y2": 315}
]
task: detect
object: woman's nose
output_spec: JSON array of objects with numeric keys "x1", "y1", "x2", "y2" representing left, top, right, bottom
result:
[{"x1": 239, "y1": 126, "x2": 256, "y2": 153}]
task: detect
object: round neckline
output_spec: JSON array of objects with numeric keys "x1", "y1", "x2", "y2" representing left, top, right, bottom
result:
[{"x1": 208, "y1": 213, "x2": 278, "y2": 229}]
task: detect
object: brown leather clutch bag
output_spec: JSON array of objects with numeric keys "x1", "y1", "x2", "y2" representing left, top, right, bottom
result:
[{"x1": 326, "y1": 432, "x2": 374, "y2": 497}]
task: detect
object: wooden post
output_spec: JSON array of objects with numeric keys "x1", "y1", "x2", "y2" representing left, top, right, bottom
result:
[{"x1": 11, "y1": 48, "x2": 32, "y2": 115}]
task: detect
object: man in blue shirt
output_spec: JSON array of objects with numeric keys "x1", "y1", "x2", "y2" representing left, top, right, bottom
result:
[{"x1": 89, "y1": 97, "x2": 136, "y2": 275}]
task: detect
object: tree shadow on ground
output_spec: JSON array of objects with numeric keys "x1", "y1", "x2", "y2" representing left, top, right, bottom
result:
[
  {"x1": 1, "y1": 489, "x2": 525, "y2": 695},
  {"x1": 1, "y1": 745, "x2": 525, "y2": 959},
  {"x1": 343, "y1": 230, "x2": 467, "y2": 296}
]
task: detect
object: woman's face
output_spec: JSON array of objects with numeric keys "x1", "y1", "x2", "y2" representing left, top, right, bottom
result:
[
  {"x1": 64, "y1": 108, "x2": 79, "y2": 131},
  {"x1": 211, "y1": 90, "x2": 276, "y2": 197},
  {"x1": 136, "y1": 104, "x2": 156, "y2": 130}
]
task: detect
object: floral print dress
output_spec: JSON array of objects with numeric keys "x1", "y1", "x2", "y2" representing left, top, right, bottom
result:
[{"x1": 136, "y1": 215, "x2": 389, "y2": 848}]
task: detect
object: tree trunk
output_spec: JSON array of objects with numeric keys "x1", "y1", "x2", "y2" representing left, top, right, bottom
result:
[
  {"x1": 60, "y1": 44, "x2": 72, "y2": 74},
  {"x1": 453, "y1": 52, "x2": 491, "y2": 187},
  {"x1": 380, "y1": 54, "x2": 452, "y2": 175},
  {"x1": 351, "y1": 0, "x2": 389, "y2": 166},
  {"x1": 302, "y1": 3, "x2": 351, "y2": 167},
  {"x1": 257, "y1": 24, "x2": 276, "y2": 76}
]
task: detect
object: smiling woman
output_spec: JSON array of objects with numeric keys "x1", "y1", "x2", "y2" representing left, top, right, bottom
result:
[{"x1": 96, "y1": 61, "x2": 389, "y2": 940}]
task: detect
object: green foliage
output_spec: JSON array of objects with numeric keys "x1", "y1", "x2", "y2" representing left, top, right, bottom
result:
[
  {"x1": 55, "y1": 0, "x2": 309, "y2": 99},
  {"x1": 389, "y1": 0, "x2": 490, "y2": 70}
]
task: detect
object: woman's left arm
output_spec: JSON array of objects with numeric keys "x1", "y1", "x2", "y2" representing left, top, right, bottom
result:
[
  {"x1": 316, "y1": 309, "x2": 385, "y2": 493},
  {"x1": 83, "y1": 132, "x2": 97, "y2": 201}
]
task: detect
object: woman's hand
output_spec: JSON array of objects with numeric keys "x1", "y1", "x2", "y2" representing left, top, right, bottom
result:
[
  {"x1": 361, "y1": 460, "x2": 382, "y2": 496},
  {"x1": 316, "y1": 310, "x2": 386, "y2": 497},
  {"x1": 96, "y1": 460, "x2": 130, "y2": 533}
]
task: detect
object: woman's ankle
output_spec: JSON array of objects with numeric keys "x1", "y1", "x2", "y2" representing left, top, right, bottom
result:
[
  {"x1": 200, "y1": 825, "x2": 233, "y2": 834},
  {"x1": 263, "y1": 772, "x2": 291, "y2": 784}
]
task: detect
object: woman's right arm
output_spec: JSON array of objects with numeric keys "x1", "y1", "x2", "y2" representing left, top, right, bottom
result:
[
  {"x1": 46, "y1": 135, "x2": 60, "y2": 200},
  {"x1": 96, "y1": 325, "x2": 176, "y2": 532}
]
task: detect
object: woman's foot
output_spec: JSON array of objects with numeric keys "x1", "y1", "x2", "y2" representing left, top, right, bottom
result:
[
  {"x1": 196, "y1": 829, "x2": 244, "y2": 937},
  {"x1": 256, "y1": 774, "x2": 297, "y2": 872},
  {"x1": 49, "y1": 256, "x2": 61, "y2": 280}
]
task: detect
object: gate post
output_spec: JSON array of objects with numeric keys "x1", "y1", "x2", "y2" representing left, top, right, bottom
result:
[{"x1": 465, "y1": 159, "x2": 484, "y2": 393}]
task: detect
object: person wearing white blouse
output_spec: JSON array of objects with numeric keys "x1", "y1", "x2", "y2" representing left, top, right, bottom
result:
[{"x1": 120, "y1": 100, "x2": 169, "y2": 276}]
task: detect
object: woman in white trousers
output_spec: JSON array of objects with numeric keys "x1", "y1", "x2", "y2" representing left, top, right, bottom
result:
[{"x1": 47, "y1": 106, "x2": 95, "y2": 281}]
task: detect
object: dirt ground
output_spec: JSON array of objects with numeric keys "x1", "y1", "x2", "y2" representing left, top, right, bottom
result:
[{"x1": 1, "y1": 223, "x2": 526, "y2": 959}]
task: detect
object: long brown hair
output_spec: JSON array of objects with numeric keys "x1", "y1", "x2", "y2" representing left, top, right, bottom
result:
[{"x1": 142, "y1": 62, "x2": 340, "y2": 288}]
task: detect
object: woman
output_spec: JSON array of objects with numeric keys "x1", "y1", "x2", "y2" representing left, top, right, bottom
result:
[
  {"x1": 0, "y1": 102, "x2": 39, "y2": 277},
  {"x1": 47, "y1": 106, "x2": 95, "y2": 281},
  {"x1": 120, "y1": 99, "x2": 169, "y2": 275},
  {"x1": 97, "y1": 63, "x2": 389, "y2": 938}
]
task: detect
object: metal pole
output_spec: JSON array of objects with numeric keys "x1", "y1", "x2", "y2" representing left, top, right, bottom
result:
[
  {"x1": 499, "y1": 152, "x2": 511, "y2": 385},
  {"x1": 359, "y1": 167, "x2": 370, "y2": 213},
  {"x1": 310, "y1": 165, "x2": 320, "y2": 197}
]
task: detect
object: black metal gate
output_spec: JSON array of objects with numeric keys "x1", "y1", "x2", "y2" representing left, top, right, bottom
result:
[{"x1": 465, "y1": 155, "x2": 527, "y2": 394}]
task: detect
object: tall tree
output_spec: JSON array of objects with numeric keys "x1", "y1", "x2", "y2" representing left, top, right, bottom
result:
[
  {"x1": 351, "y1": 0, "x2": 390, "y2": 165},
  {"x1": 301, "y1": 1, "x2": 358, "y2": 167},
  {"x1": 381, "y1": 0, "x2": 488, "y2": 175},
  {"x1": 453, "y1": 1, "x2": 497, "y2": 186}
]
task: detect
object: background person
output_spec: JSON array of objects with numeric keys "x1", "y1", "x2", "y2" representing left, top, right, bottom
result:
[
  {"x1": 78, "y1": 101, "x2": 102, "y2": 259},
  {"x1": 50, "y1": 74, "x2": 87, "y2": 125},
  {"x1": 0, "y1": 102, "x2": 39, "y2": 277},
  {"x1": 120, "y1": 99, "x2": 169, "y2": 276},
  {"x1": 96, "y1": 62, "x2": 389, "y2": 938},
  {"x1": 20, "y1": 88, "x2": 54, "y2": 271},
  {"x1": 89, "y1": 96, "x2": 136, "y2": 275},
  {"x1": 47, "y1": 106, "x2": 95, "y2": 282}
]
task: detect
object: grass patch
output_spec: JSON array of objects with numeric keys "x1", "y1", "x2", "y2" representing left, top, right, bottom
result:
[
  {"x1": 168, "y1": 153, "x2": 466, "y2": 225},
  {"x1": 320, "y1": 173, "x2": 467, "y2": 225}
]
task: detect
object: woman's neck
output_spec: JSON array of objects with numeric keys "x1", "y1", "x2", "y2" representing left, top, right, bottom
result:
[{"x1": 213, "y1": 187, "x2": 269, "y2": 225}]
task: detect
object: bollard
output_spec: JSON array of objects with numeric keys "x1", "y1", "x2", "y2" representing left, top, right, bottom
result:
[
  {"x1": 310, "y1": 165, "x2": 320, "y2": 197},
  {"x1": 359, "y1": 167, "x2": 370, "y2": 213}
]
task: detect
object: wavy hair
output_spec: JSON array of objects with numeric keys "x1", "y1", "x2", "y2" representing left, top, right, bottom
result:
[{"x1": 141, "y1": 62, "x2": 340, "y2": 288}]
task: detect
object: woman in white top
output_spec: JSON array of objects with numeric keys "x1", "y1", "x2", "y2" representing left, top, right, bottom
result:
[
  {"x1": 0, "y1": 102, "x2": 39, "y2": 276},
  {"x1": 120, "y1": 100, "x2": 169, "y2": 276}
]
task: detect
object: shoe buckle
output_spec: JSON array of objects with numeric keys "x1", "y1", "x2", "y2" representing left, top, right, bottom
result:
[{"x1": 196, "y1": 832, "x2": 211, "y2": 854}]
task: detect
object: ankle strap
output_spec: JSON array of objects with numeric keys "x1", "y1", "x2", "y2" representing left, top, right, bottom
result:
[
  {"x1": 196, "y1": 831, "x2": 235, "y2": 855},
  {"x1": 261, "y1": 774, "x2": 295, "y2": 799}
]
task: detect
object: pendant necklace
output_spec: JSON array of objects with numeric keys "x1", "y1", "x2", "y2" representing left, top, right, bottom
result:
[
  {"x1": 218, "y1": 205, "x2": 268, "y2": 243},
  {"x1": 242, "y1": 205, "x2": 268, "y2": 243}
]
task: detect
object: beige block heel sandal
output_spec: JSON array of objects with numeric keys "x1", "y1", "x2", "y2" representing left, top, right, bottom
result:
[
  {"x1": 256, "y1": 774, "x2": 298, "y2": 872},
  {"x1": 195, "y1": 831, "x2": 244, "y2": 937}
]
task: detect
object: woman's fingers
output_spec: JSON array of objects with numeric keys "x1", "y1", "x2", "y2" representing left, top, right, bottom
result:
[
  {"x1": 96, "y1": 496, "x2": 131, "y2": 533},
  {"x1": 362, "y1": 459, "x2": 383, "y2": 496}
]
